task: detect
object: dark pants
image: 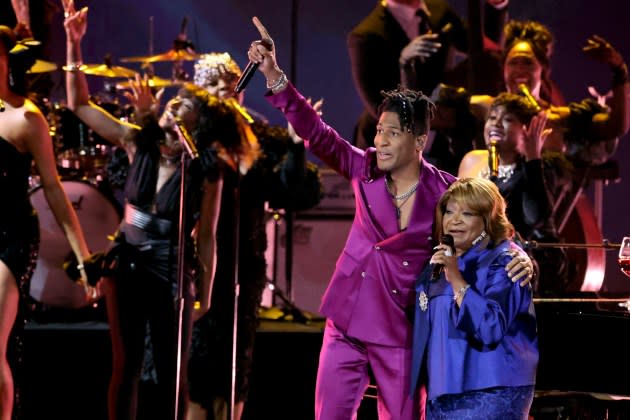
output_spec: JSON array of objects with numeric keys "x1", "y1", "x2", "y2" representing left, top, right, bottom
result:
[{"x1": 103, "y1": 269, "x2": 193, "y2": 420}]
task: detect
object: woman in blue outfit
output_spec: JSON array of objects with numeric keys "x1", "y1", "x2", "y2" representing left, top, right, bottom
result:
[{"x1": 411, "y1": 177, "x2": 538, "y2": 419}]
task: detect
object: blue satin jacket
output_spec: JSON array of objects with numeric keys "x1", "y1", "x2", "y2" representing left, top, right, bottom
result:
[{"x1": 411, "y1": 240, "x2": 538, "y2": 400}]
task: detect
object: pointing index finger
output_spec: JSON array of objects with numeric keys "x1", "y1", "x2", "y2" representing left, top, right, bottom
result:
[{"x1": 252, "y1": 16, "x2": 272, "y2": 43}]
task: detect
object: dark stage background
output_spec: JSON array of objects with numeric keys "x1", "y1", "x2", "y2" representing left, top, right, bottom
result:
[{"x1": 4, "y1": 0, "x2": 630, "y2": 290}]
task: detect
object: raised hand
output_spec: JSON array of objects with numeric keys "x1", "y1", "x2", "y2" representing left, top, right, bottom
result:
[
  {"x1": 522, "y1": 111, "x2": 552, "y2": 160},
  {"x1": 400, "y1": 34, "x2": 442, "y2": 66},
  {"x1": 63, "y1": 2, "x2": 88, "y2": 43},
  {"x1": 288, "y1": 97, "x2": 324, "y2": 143},
  {"x1": 247, "y1": 16, "x2": 282, "y2": 81},
  {"x1": 583, "y1": 35, "x2": 625, "y2": 69},
  {"x1": 123, "y1": 73, "x2": 163, "y2": 118}
]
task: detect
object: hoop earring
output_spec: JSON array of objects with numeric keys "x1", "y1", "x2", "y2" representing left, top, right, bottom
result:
[{"x1": 472, "y1": 230, "x2": 488, "y2": 246}]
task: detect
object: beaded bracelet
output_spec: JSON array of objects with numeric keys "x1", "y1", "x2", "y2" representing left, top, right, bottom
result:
[
  {"x1": 453, "y1": 285, "x2": 471, "y2": 302},
  {"x1": 267, "y1": 71, "x2": 288, "y2": 94}
]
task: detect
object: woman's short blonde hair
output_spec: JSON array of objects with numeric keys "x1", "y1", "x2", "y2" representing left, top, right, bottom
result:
[{"x1": 435, "y1": 178, "x2": 514, "y2": 243}]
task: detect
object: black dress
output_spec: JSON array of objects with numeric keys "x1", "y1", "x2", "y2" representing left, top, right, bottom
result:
[
  {"x1": 187, "y1": 122, "x2": 322, "y2": 409},
  {"x1": 0, "y1": 137, "x2": 39, "y2": 419},
  {"x1": 0, "y1": 137, "x2": 39, "y2": 292},
  {"x1": 494, "y1": 155, "x2": 570, "y2": 294},
  {"x1": 105, "y1": 119, "x2": 221, "y2": 419}
]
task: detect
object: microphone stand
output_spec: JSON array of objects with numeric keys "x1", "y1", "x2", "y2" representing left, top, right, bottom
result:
[
  {"x1": 523, "y1": 240, "x2": 621, "y2": 250},
  {"x1": 173, "y1": 121, "x2": 198, "y2": 420},
  {"x1": 174, "y1": 151, "x2": 188, "y2": 420},
  {"x1": 229, "y1": 161, "x2": 242, "y2": 420}
]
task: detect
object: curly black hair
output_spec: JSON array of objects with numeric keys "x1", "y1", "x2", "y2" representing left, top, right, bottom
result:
[
  {"x1": 377, "y1": 87, "x2": 435, "y2": 136},
  {"x1": 177, "y1": 84, "x2": 259, "y2": 166}
]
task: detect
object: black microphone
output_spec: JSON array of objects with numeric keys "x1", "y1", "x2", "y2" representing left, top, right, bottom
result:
[
  {"x1": 234, "y1": 39, "x2": 273, "y2": 94},
  {"x1": 431, "y1": 234, "x2": 455, "y2": 281}
]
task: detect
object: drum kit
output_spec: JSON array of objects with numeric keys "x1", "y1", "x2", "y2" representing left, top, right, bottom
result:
[{"x1": 27, "y1": 45, "x2": 198, "y2": 310}]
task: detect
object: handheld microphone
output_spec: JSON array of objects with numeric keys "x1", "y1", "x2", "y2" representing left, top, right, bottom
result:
[
  {"x1": 517, "y1": 83, "x2": 542, "y2": 112},
  {"x1": 488, "y1": 139, "x2": 499, "y2": 178},
  {"x1": 431, "y1": 234, "x2": 455, "y2": 281},
  {"x1": 174, "y1": 116, "x2": 199, "y2": 159},
  {"x1": 235, "y1": 39, "x2": 274, "y2": 94}
]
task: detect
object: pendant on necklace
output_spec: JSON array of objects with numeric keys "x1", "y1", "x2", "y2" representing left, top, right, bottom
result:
[{"x1": 396, "y1": 207, "x2": 401, "y2": 219}]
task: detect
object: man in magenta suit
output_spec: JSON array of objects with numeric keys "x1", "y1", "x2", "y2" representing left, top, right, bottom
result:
[{"x1": 246, "y1": 17, "x2": 532, "y2": 420}]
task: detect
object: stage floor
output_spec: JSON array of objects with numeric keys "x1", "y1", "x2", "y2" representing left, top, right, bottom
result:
[
  {"x1": 16, "y1": 314, "x2": 326, "y2": 420},
  {"x1": 15, "y1": 307, "x2": 630, "y2": 419}
]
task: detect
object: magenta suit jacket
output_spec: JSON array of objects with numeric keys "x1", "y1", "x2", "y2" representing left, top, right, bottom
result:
[{"x1": 267, "y1": 84, "x2": 455, "y2": 347}]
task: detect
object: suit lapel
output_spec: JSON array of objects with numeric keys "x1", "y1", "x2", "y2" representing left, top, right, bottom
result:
[{"x1": 359, "y1": 175, "x2": 399, "y2": 239}]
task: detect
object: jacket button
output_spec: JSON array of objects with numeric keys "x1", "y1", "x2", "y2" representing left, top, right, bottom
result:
[
  {"x1": 361, "y1": 271, "x2": 366, "y2": 278},
  {"x1": 375, "y1": 245, "x2": 381, "y2": 251},
  {"x1": 392, "y1": 289, "x2": 399, "y2": 295},
  {"x1": 402, "y1": 261, "x2": 409, "y2": 266}
]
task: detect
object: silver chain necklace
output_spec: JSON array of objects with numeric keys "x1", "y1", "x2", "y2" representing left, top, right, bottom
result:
[{"x1": 385, "y1": 176, "x2": 420, "y2": 200}]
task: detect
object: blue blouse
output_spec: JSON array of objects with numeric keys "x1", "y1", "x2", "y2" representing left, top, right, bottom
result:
[{"x1": 410, "y1": 240, "x2": 538, "y2": 401}]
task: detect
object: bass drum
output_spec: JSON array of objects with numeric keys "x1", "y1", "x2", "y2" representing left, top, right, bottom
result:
[{"x1": 29, "y1": 180, "x2": 121, "y2": 308}]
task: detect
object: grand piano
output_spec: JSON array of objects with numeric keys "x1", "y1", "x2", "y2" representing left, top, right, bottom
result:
[{"x1": 532, "y1": 293, "x2": 630, "y2": 418}]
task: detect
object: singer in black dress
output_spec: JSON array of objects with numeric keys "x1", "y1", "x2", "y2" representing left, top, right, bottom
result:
[
  {"x1": 1, "y1": 24, "x2": 91, "y2": 419},
  {"x1": 63, "y1": 6, "x2": 259, "y2": 418},
  {"x1": 459, "y1": 93, "x2": 570, "y2": 294},
  {"x1": 183, "y1": 52, "x2": 323, "y2": 420}
]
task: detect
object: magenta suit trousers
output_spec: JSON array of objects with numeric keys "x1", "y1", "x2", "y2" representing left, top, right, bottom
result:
[{"x1": 315, "y1": 320, "x2": 421, "y2": 420}]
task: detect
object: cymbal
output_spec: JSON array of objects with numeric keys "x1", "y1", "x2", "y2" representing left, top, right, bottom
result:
[
  {"x1": 115, "y1": 76, "x2": 180, "y2": 90},
  {"x1": 62, "y1": 63, "x2": 138, "y2": 78},
  {"x1": 27, "y1": 59, "x2": 58, "y2": 74},
  {"x1": 120, "y1": 49, "x2": 199, "y2": 63}
]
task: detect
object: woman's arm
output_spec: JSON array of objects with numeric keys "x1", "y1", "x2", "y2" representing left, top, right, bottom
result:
[
  {"x1": 520, "y1": 112, "x2": 554, "y2": 228},
  {"x1": 63, "y1": 5, "x2": 138, "y2": 154},
  {"x1": 23, "y1": 105, "x2": 91, "y2": 288},
  {"x1": 194, "y1": 176, "x2": 223, "y2": 319},
  {"x1": 582, "y1": 35, "x2": 629, "y2": 140}
]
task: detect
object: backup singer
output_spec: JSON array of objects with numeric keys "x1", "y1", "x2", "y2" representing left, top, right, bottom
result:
[{"x1": 63, "y1": 4, "x2": 257, "y2": 418}]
